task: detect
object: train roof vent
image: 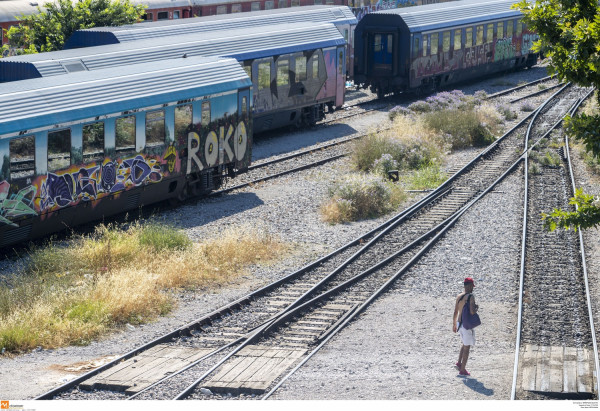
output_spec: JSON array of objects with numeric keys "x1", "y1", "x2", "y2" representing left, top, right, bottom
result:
[
  {"x1": 332, "y1": 9, "x2": 344, "y2": 17},
  {"x1": 61, "y1": 61, "x2": 87, "y2": 73}
]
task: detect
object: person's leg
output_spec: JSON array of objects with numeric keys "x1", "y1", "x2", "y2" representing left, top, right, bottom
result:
[
  {"x1": 460, "y1": 345, "x2": 470, "y2": 372},
  {"x1": 457, "y1": 344, "x2": 465, "y2": 366}
]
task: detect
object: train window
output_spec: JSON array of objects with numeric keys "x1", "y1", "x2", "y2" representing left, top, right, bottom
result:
[
  {"x1": 146, "y1": 110, "x2": 166, "y2": 146},
  {"x1": 115, "y1": 115, "x2": 135, "y2": 154},
  {"x1": 507, "y1": 20, "x2": 514, "y2": 37},
  {"x1": 296, "y1": 56, "x2": 307, "y2": 81},
  {"x1": 258, "y1": 62, "x2": 270, "y2": 89},
  {"x1": 232, "y1": 4, "x2": 242, "y2": 12},
  {"x1": 217, "y1": 5, "x2": 227, "y2": 14},
  {"x1": 10, "y1": 136, "x2": 35, "y2": 180},
  {"x1": 201, "y1": 101, "x2": 211, "y2": 125},
  {"x1": 278, "y1": 0, "x2": 287, "y2": 7},
  {"x1": 476, "y1": 25, "x2": 483, "y2": 45},
  {"x1": 442, "y1": 31, "x2": 450, "y2": 52},
  {"x1": 486, "y1": 24, "x2": 493, "y2": 43},
  {"x1": 313, "y1": 0, "x2": 322, "y2": 4},
  {"x1": 454, "y1": 30, "x2": 461, "y2": 50},
  {"x1": 374, "y1": 34, "x2": 382, "y2": 52},
  {"x1": 387, "y1": 34, "x2": 393, "y2": 54},
  {"x1": 173, "y1": 10, "x2": 180, "y2": 19},
  {"x1": 497, "y1": 22, "x2": 504, "y2": 39},
  {"x1": 423, "y1": 35, "x2": 428, "y2": 56},
  {"x1": 83, "y1": 122, "x2": 105, "y2": 163},
  {"x1": 465, "y1": 27, "x2": 473, "y2": 47},
  {"x1": 312, "y1": 55, "x2": 319, "y2": 79},
  {"x1": 344, "y1": 29, "x2": 349, "y2": 43},
  {"x1": 277, "y1": 60, "x2": 289, "y2": 86},
  {"x1": 291, "y1": 0, "x2": 300, "y2": 6},
  {"x1": 265, "y1": 0, "x2": 274, "y2": 9},
  {"x1": 242, "y1": 96, "x2": 248, "y2": 116},
  {"x1": 339, "y1": 50, "x2": 344, "y2": 75},
  {"x1": 251, "y1": 1, "x2": 260, "y2": 10},
  {"x1": 157, "y1": 11, "x2": 168, "y2": 20},
  {"x1": 143, "y1": 12, "x2": 153, "y2": 21},
  {"x1": 430, "y1": 33, "x2": 438, "y2": 55},
  {"x1": 175, "y1": 104, "x2": 192, "y2": 143},
  {"x1": 413, "y1": 37, "x2": 420, "y2": 57},
  {"x1": 243, "y1": 64, "x2": 252, "y2": 79},
  {"x1": 48, "y1": 129, "x2": 71, "y2": 172},
  {"x1": 517, "y1": 21, "x2": 523, "y2": 36}
]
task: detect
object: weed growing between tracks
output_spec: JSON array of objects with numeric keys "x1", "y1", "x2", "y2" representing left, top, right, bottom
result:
[{"x1": 0, "y1": 223, "x2": 288, "y2": 353}]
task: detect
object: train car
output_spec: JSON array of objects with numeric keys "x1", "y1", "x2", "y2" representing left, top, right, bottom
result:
[
  {"x1": 0, "y1": 56, "x2": 252, "y2": 247},
  {"x1": 189, "y1": 0, "x2": 347, "y2": 16},
  {"x1": 353, "y1": 0, "x2": 540, "y2": 97},
  {"x1": 62, "y1": 5, "x2": 357, "y2": 79},
  {"x1": 0, "y1": 22, "x2": 346, "y2": 133}
]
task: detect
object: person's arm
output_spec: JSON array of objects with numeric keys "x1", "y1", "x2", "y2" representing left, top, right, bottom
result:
[
  {"x1": 452, "y1": 296, "x2": 460, "y2": 332},
  {"x1": 470, "y1": 295, "x2": 478, "y2": 315}
]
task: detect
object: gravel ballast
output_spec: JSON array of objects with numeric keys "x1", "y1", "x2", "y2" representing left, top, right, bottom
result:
[{"x1": 1, "y1": 64, "x2": 580, "y2": 401}]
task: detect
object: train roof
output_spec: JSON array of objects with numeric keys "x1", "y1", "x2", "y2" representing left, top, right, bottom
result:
[
  {"x1": 63, "y1": 5, "x2": 356, "y2": 48},
  {"x1": 0, "y1": 56, "x2": 250, "y2": 136},
  {"x1": 359, "y1": 0, "x2": 524, "y2": 33},
  {"x1": 0, "y1": 22, "x2": 345, "y2": 82},
  {"x1": 0, "y1": 0, "x2": 40, "y2": 23}
]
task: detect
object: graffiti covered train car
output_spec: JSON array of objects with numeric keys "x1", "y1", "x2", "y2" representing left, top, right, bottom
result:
[
  {"x1": 0, "y1": 22, "x2": 347, "y2": 133},
  {"x1": 0, "y1": 56, "x2": 252, "y2": 247},
  {"x1": 353, "y1": 0, "x2": 539, "y2": 97}
]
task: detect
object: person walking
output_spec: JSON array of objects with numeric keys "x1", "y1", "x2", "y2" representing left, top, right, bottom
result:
[{"x1": 452, "y1": 277, "x2": 478, "y2": 376}]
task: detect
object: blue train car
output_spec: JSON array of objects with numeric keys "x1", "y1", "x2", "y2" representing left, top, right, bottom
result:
[
  {"x1": 0, "y1": 56, "x2": 252, "y2": 247},
  {"x1": 354, "y1": 0, "x2": 539, "y2": 97},
  {"x1": 0, "y1": 23, "x2": 347, "y2": 133},
  {"x1": 62, "y1": 5, "x2": 357, "y2": 79}
]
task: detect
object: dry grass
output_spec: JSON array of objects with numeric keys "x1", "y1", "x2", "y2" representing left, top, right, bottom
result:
[{"x1": 0, "y1": 223, "x2": 289, "y2": 353}]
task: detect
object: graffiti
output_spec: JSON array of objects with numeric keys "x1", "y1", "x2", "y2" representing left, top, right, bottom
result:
[
  {"x1": 187, "y1": 120, "x2": 248, "y2": 174},
  {"x1": 0, "y1": 181, "x2": 36, "y2": 226},
  {"x1": 351, "y1": 0, "x2": 415, "y2": 21},
  {"x1": 37, "y1": 155, "x2": 163, "y2": 212},
  {"x1": 164, "y1": 144, "x2": 177, "y2": 173},
  {"x1": 522, "y1": 33, "x2": 537, "y2": 54},
  {"x1": 494, "y1": 38, "x2": 515, "y2": 62}
]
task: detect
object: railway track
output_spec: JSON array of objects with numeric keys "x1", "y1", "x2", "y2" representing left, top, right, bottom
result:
[
  {"x1": 35, "y1": 83, "x2": 588, "y2": 401},
  {"x1": 511, "y1": 90, "x2": 599, "y2": 400},
  {"x1": 216, "y1": 75, "x2": 563, "y2": 196}
]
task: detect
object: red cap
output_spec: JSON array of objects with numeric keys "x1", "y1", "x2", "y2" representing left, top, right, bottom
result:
[{"x1": 464, "y1": 277, "x2": 474, "y2": 286}]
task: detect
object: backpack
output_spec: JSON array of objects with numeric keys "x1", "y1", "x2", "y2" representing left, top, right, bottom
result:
[{"x1": 459, "y1": 294, "x2": 481, "y2": 330}]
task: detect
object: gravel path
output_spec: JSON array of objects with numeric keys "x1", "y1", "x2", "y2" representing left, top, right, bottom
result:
[{"x1": 0, "y1": 64, "x2": 559, "y2": 400}]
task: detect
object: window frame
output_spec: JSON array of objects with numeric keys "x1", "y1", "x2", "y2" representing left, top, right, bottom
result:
[
  {"x1": 47, "y1": 128, "x2": 71, "y2": 172},
  {"x1": 115, "y1": 115, "x2": 136, "y2": 154},
  {"x1": 201, "y1": 101, "x2": 211, "y2": 126},
  {"x1": 442, "y1": 31, "x2": 450, "y2": 53},
  {"x1": 430, "y1": 32, "x2": 439, "y2": 55},
  {"x1": 145, "y1": 109, "x2": 166, "y2": 147},
  {"x1": 277, "y1": 59, "x2": 290, "y2": 86},
  {"x1": 82, "y1": 121, "x2": 105, "y2": 163},
  {"x1": 9, "y1": 135, "x2": 35, "y2": 180}
]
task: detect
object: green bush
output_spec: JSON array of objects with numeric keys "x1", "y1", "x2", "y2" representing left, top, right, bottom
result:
[
  {"x1": 409, "y1": 163, "x2": 448, "y2": 190},
  {"x1": 352, "y1": 132, "x2": 442, "y2": 173},
  {"x1": 423, "y1": 109, "x2": 496, "y2": 149},
  {"x1": 138, "y1": 224, "x2": 192, "y2": 252},
  {"x1": 321, "y1": 174, "x2": 406, "y2": 223}
]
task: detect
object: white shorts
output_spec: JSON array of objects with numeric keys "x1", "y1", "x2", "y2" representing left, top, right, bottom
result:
[{"x1": 457, "y1": 321, "x2": 476, "y2": 346}]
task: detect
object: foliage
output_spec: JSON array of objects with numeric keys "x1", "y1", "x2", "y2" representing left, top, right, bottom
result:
[
  {"x1": 496, "y1": 103, "x2": 518, "y2": 120},
  {"x1": 372, "y1": 153, "x2": 399, "y2": 177},
  {"x1": 515, "y1": 0, "x2": 600, "y2": 230},
  {"x1": 0, "y1": 222, "x2": 288, "y2": 353},
  {"x1": 520, "y1": 102, "x2": 536, "y2": 112},
  {"x1": 3, "y1": 0, "x2": 146, "y2": 54},
  {"x1": 423, "y1": 108, "x2": 496, "y2": 149},
  {"x1": 321, "y1": 174, "x2": 406, "y2": 224},
  {"x1": 408, "y1": 162, "x2": 448, "y2": 190},
  {"x1": 543, "y1": 188, "x2": 600, "y2": 231},
  {"x1": 351, "y1": 117, "x2": 443, "y2": 172}
]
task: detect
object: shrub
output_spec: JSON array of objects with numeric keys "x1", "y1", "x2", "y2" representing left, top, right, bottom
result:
[
  {"x1": 529, "y1": 162, "x2": 541, "y2": 175},
  {"x1": 352, "y1": 116, "x2": 444, "y2": 172},
  {"x1": 496, "y1": 103, "x2": 518, "y2": 120},
  {"x1": 321, "y1": 174, "x2": 406, "y2": 224},
  {"x1": 372, "y1": 153, "x2": 399, "y2": 177},
  {"x1": 409, "y1": 163, "x2": 448, "y2": 190},
  {"x1": 521, "y1": 102, "x2": 536, "y2": 112},
  {"x1": 423, "y1": 108, "x2": 496, "y2": 149},
  {"x1": 408, "y1": 100, "x2": 432, "y2": 113},
  {"x1": 388, "y1": 105, "x2": 412, "y2": 121}
]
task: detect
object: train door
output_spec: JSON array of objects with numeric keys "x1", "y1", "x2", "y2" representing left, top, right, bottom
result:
[
  {"x1": 371, "y1": 33, "x2": 394, "y2": 74},
  {"x1": 236, "y1": 89, "x2": 251, "y2": 168},
  {"x1": 336, "y1": 46, "x2": 346, "y2": 107}
]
